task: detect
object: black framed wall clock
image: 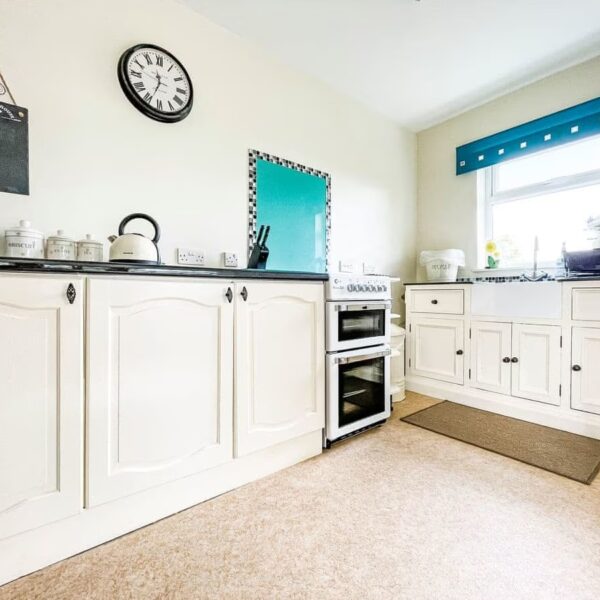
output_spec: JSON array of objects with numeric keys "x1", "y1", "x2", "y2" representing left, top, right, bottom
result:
[{"x1": 117, "y1": 44, "x2": 193, "y2": 123}]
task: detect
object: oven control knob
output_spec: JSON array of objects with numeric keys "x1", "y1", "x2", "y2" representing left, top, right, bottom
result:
[
  {"x1": 347, "y1": 284, "x2": 354, "y2": 292},
  {"x1": 368, "y1": 285, "x2": 375, "y2": 291},
  {"x1": 357, "y1": 285, "x2": 365, "y2": 292},
  {"x1": 377, "y1": 285, "x2": 383, "y2": 292}
]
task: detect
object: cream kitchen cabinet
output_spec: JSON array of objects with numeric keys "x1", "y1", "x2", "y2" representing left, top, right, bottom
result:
[
  {"x1": 470, "y1": 321, "x2": 561, "y2": 405},
  {"x1": 0, "y1": 275, "x2": 83, "y2": 539},
  {"x1": 511, "y1": 324, "x2": 561, "y2": 405},
  {"x1": 470, "y1": 321, "x2": 512, "y2": 395},
  {"x1": 571, "y1": 327, "x2": 600, "y2": 416},
  {"x1": 234, "y1": 281, "x2": 325, "y2": 457},
  {"x1": 408, "y1": 317, "x2": 464, "y2": 385},
  {"x1": 86, "y1": 278, "x2": 234, "y2": 507}
]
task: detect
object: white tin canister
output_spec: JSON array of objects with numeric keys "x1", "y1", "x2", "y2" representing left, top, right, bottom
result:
[
  {"x1": 4, "y1": 220, "x2": 45, "y2": 258},
  {"x1": 46, "y1": 230, "x2": 77, "y2": 261},
  {"x1": 77, "y1": 234, "x2": 103, "y2": 262}
]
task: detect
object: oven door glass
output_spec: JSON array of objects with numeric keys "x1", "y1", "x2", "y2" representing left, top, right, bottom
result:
[
  {"x1": 338, "y1": 355, "x2": 386, "y2": 427},
  {"x1": 338, "y1": 307, "x2": 386, "y2": 343}
]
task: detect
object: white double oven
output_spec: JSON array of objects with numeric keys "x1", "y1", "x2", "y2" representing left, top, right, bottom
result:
[{"x1": 325, "y1": 274, "x2": 392, "y2": 446}]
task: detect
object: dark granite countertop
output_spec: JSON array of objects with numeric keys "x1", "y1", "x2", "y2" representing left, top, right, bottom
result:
[
  {"x1": 0, "y1": 257, "x2": 329, "y2": 281},
  {"x1": 556, "y1": 275, "x2": 600, "y2": 282},
  {"x1": 406, "y1": 275, "x2": 600, "y2": 285},
  {"x1": 404, "y1": 281, "x2": 473, "y2": 286}
]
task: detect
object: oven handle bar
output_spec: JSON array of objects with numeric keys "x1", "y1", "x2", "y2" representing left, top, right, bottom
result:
[
  {"x1": 334, "y1": 348, "x2": 391, "y2": 365},
  {"x1": 334, "y1": 301, "x2": 391, "y2": 312}
]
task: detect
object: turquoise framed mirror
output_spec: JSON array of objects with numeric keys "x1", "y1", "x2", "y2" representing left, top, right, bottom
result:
[{"x1": 248, "y1": 150, "x2": 331, "y2": 273}]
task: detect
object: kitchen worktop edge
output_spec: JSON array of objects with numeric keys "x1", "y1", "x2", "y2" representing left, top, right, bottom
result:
[{"x1": 0, "y1": 258, "x2": 329, "y2": 281}]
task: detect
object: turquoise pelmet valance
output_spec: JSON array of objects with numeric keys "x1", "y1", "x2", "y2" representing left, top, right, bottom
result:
[{"x1": 456, "y1": 96, "x2": 600, "y2": 175}]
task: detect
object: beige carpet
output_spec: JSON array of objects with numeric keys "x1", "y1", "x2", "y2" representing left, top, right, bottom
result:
[
  {"x1": 402, "y1": 401, "x2": 600, "y2": 484},
  {"x1": 2, "y1": 392, "x2": 600, "y2": 600}
]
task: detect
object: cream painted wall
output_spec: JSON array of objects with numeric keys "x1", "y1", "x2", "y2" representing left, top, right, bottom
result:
[
  {"x1": 417, "y1": 54, "x2": 600, "y2": 280},
  {"x1": 0, "y1": 0, "x2": 416, "y2": 286}
]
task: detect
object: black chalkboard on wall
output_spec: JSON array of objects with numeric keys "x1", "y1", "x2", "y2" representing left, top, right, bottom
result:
[{"x1": 0, "y1": 102, "x2": 29, "y2": 195}]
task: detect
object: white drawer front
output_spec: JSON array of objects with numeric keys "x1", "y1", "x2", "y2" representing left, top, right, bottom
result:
[
  {"x1": 572, "y1": 288, "x2": 600, "y2": 321},
  {"x1": 411, "y1": 289, "x2": 464, "y2": 315}
]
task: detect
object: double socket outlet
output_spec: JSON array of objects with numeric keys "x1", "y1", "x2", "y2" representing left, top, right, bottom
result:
[{"x1": 177, "y1": 248, "x2": 239, "y2": 268}]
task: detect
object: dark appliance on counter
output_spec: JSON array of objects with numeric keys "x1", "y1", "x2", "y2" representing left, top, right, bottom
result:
[
  {"x1": 564, "y1": 249, "x2": 600, "y2": 277},
  {"x1": 248, "y1": 224, "x2": 270, "y2": 269}
]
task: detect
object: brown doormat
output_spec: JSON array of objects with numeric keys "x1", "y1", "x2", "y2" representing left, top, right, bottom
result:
[{"x1": 402, "y1": 401, "x2": 600, "y2": 484}]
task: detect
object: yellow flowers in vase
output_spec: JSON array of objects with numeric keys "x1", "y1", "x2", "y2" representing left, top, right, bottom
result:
[{"x1": 485, "y1": 240, "x2": 501, "y2": 269}]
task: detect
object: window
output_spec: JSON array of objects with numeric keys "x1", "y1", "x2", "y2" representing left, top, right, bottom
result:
[{"x1": 481, "y1": 135, "x2": 600, "y2": 268}]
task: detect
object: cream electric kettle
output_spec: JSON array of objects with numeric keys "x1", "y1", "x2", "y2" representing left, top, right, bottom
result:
[{"x1": 108, "y1": 213, "x2": 161, "y2": 264}]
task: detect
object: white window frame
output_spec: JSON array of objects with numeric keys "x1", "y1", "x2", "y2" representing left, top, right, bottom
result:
[{"x1": 480, "y1": 158, "x2": 600, "y2": 269}]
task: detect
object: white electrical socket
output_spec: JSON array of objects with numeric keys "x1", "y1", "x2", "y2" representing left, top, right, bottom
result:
[
  {"x1": 363, "y1": 262, "x2": 376, "y2": 274},
  {"x1": 177, "y1": 248, "x2": 206, "y2": 266},
  {"x1": 339, "y1": 260, "x2": 354, "y2": 273},
  {"x1": 223, "y1": 252, "x2": 238, "y2": 268}
]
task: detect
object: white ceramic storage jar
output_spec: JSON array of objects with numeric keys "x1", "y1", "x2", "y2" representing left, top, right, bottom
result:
[
  {"x1": 77, "y1": 234, "x2": 103, "y2": 262},
  {"x1": 46, "y1": 230, "x2": 77, "y2": 261},
  {"x1": 4, "y1": 220, "x2": 45, "y2": 258}
]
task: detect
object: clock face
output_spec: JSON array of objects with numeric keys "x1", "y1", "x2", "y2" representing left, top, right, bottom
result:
[{"x1": 118, "y1": 44, "x2": 193, "y2": 123}]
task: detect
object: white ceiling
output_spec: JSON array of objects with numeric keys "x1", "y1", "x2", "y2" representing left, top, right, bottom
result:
[{"x1": 184, "y1": 0, "x2": 600, "y2": 131}]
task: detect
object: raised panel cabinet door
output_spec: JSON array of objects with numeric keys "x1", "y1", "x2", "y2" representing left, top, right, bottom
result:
[
  {"x1": 511, "y1": 324, "x2": 561, "y2": 406},
  {"x1": 409, "y1": 318, "x2": 464, "y2": 385},
  {"x1": 235, "y1": 281, "x2": 325, "y2": 457},
  {"x1": 0, "y1": 276, "x2": 82, "y2": 540},
  {"x1": 86, "y1": 278, "x2": 234, "y2": 507},
  {"x1": 470, "y1": 321, "x2": 512, "y2": 395},
  {"x1": 571, "y1": 327, "x2": 600, "y2": 416}
]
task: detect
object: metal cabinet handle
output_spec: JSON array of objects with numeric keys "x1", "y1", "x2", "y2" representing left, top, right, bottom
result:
[
  {"x1": 66, "y1": 283, "x2": 76, "y2": 305},
  {"x1": 225, "y1": 287, "x2": 233, "y2": 303},
  {"x1": 502, "y1": 357, "x2": 511, "y2": 363},
  {"x1": 240, "y1": 286, "x2": 248, "y2": 302},
  {"x1": 431, "y1": 299, "x2": 438, "y2": 304},
  {"x1": 511, "y1": 357, "x2": 519, "y2": 363},
  {"x1": 335, "y1": 348, "x2": 391, "y2": 365},
  {"x1": 572, "y1": 364, "x2": 582, "y2": 372},
  {"x1": 456, "y1": 349, "x2": 463, "y2": 356}
]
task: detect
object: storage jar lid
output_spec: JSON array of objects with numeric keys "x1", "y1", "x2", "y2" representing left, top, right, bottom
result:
[
  {"x1": 5, "y1": 220, "x2": 44, "y2": 239},
  {"x1": 78, "y1": 233, "x2": 102, "y2": 246},
  {"x1": 47, "y1": 229, "x2": 75, "y2": 243},
  {"x1": 419, "y1": 249, "x2": 465, "y2": 266}
]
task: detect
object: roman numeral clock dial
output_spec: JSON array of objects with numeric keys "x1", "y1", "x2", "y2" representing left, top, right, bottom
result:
[{"x1": 118, "y1": 44, "x2": 193, "y2": 123}]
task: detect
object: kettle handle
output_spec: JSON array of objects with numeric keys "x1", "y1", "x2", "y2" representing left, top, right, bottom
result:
[{"x1": 118, "y1": 213, "x2": 161, "y2": 243}]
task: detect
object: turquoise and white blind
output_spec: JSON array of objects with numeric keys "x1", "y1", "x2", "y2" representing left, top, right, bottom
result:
[{"x1": 456, "y1": 96, "x2": 600, "y2": 175}]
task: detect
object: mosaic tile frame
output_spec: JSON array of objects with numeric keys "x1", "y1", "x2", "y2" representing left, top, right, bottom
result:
[{"x1": 248, "y1": 149, "x2": 331, "y2": 271}]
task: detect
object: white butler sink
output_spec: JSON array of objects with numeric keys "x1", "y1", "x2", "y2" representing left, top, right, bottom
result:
[{"x1": 471, "y1": 281, "x2": 562, "y2": 319}]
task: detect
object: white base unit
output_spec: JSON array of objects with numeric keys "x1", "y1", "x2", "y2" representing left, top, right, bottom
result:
[
  {"x1": 235, "y1": 281, "x2": 325, "y2": 457},
  {"x1": 511, "y1": 323, "x2": 561, "y2": 406},
  {"x1": 0, "y1": 273, "x2": 325, "y2": 586},
  {"x1": 0, "y1": 276, "x2": 83, "y2": 541},
  {"x1": 409, "y1": 317, "x2": 464, "y2": 385},
  {"x1": 86, "y1": 278, "x2": 234, "y2": 507},
  {"x1": 470, "y1": 320, "x2": 511, "y2": 395},
  {"x1": 406, "y1": 282, "x2": 600, "y2": 440},
  {"x1": 571, "y1": 327, "x2": 600, "y2": 416}
]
